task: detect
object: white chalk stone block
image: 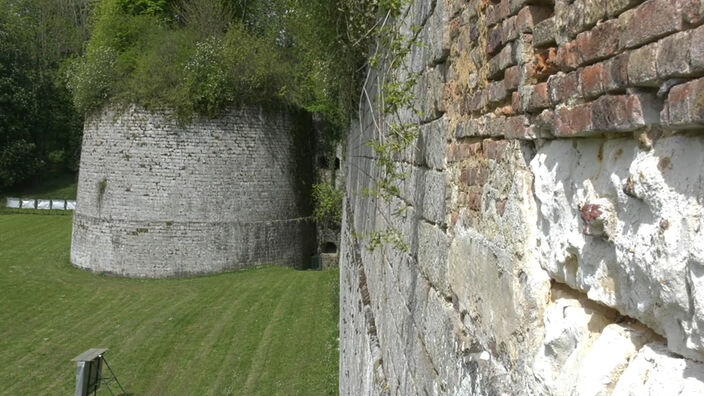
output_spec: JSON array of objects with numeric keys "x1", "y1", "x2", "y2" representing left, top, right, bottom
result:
[
  {"x1": 6, "y1": 198, "x2": 21, "y2": 208},
  {"x1": 37, "y1": 200, "x2": 51, "y2": 210},
  {"x1": 21, "y1": 199, "x2": 36, "y2": 209},
  {"x1": 51, "y1": 200, "x2": 66, "y2": 210},
  {"x1": 66, "y1": 201, "x2": 76, "y2": 210}
]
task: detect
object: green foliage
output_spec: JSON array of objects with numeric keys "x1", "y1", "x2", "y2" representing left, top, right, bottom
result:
[
  {"x1": 312, "y1": 183, "x2": 343, "y2": 227},
  {"x1": 67, "y1": 0, "x2": 387, "y2": 131},
  {"x1": 0, "y1": 0, "x2": 88, "y2": 191}
]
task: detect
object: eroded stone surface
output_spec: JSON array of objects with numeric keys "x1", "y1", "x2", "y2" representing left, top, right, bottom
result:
[{"x1": 531, "y1": 135, "x2": 704, "y2": 361}]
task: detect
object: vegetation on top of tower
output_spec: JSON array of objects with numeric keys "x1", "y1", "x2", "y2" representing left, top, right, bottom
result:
[{"x1": 66, "y1": 0, "x2": 389, "y2": 128}]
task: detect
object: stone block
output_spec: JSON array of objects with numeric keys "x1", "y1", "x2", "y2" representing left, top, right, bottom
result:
[
  {"x1": 603, "y1": 53, "x2": 630, "y2": 92},
  {"x1": 524, "y1": 82, "x2": 550, "y2": 112},
  {"x1": 556, "y1": 41, "x2": 583, "y2": 71},
  {"x1": 566, "y1": 0, "x2": 608, "y2": 38},
  {"x1": 486, "y1": 0, "x2": 510, "y2": 26},
  {"x1": 548, "y1": 71, "x2": 582, "y2": 105},
  {"x1": 482, "y1": 139, "x2": 509, "y2": 161},
  {"x1": 528, "y1": 48, "x2": 559, "y2": 82},
  {"x1": 533, "y1": 18, "x2": 556, "y2": 47},
  {"x1": 488, "y1": 44, "x2": 516, "y2": 79},
  {"x1": 575, "y1": 20, "x2": 620, "y2": 64},
  {"x1": 662, "y1": 77, "x2": 704, "y2": 128},
  {"x1": 417, "y1": 221, "x2": 450, "y2": 294},
  {"x1": 627, "y1": 42, "x2": 659, "y2": 87},
  {"x1": 422, "y1": 170, "x2": 446, "y2": 225},
  {"x1": 690, "y1": 25, "x2": 704, "y2": 73},
  {"x1": 504, "y1": 65, "x2": 521, "y2": 91},
  {"x1": 501, "y1": 16, "x2": 519, "y2": 44},
  {"x1": 619, "y1": 0, "x2": 682, "y2": 50},
  {"x1": 488, "y1": 80, "x2": 509, "y2": 104},
  {"x1": 487, "y1": 25, "x2": 504, "y2": 55},
  {"x1": 581, "y1": 63, "x2": 607, "y2": 99},
  {"x1": 677, "y1": 0, "x2": 704, "y2": 25},
  {"x1": 553, "y1": 103, "x2": 593, "y2": 137},
  {"x1": 455, "y1": 117, "x2": 488, "y2": 138},
  {"x1": 461, "y1": 166, "x2": 489, "y2": 186},
  {"x1": 504, "y1": 115, "x2": 536, "y2": 139},
  {"x1": 607, "y1": 0, "x2": 644, "y2": 17},
  {"x1": 419, "y1": 117, "x2": 447, "y2": 170},
  {"x1": 516, "y1": 6, "x2": 552, "y2": 33},
  {"x1": 657, "y1": 31, "x2": 691, "y2": 79}
]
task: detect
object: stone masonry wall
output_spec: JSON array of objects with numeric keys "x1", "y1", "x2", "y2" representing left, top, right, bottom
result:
[
  {"x1": 340, "y1": 0, "x2": 704, "y2": 394},
  {"x1": 71, "y1": 106, "x2": 315, "y2": 278}
]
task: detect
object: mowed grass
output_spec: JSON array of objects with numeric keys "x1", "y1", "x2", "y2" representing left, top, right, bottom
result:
[{"x1": 0, "y1": 214, "x2": 339, "y2": 395}]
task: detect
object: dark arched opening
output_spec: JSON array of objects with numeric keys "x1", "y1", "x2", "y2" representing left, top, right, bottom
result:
[{"x1": 322, "y1": 242, "x2": 337, "y2": 254}]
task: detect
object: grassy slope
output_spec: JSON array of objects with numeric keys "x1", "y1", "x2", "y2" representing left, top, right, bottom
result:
[
  {"x1": 0, "y1": 214, "x2": 338, "y2": 395},
  {"x1": 3, "y1": 173, "x2": 78, "y2": 200}
]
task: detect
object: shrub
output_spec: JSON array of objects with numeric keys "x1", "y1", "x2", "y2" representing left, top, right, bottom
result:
[{"x1": 312, "y1": 183, "x2": 343, "y2": 228}]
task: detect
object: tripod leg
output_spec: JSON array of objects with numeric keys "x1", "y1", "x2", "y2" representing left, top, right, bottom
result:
[{"x1": 101, "y1": 356, "x2": 127, "y2": 394}]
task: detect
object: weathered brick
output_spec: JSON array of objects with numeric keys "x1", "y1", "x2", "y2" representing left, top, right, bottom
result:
[
  {"x1": 567, "y1": 0, "x2": 608, "y2": 38},
  {"x1": 461, "y1": 166, "x2": 489, "y2": 186},
  {"x1": 607, "y1": 0, "x2": 645, "y2": 17},
  {"x1": 533, "y1": 18, "x2": 557, "y2": 47},
  {"x1": 462, "y1": 89, "x2": 488, "y2": 114},
  {"x1": 554, "y1": 94, "x2": 662, "y2": 136},
  {"x1": 657, "y1": 32, "x2": 692, "y2": 78},
  {"x1": 548, "y1": 71, "x2": 582, "y2": 105},
  {"x1": 502, "y1": 16, "x2": 519, "y2": 44},
  {"x1": 528, "y1": 47, "x2": 559, "y2": 81},
  {"x1": 488, "y1": 44, "x2": 516, "y2": 79},
  {"x1": 446, "y1": 141, "x2": 481, "y2": 162},
  {"x1": 553, "y1": 103, "x2": 593, "y2": 137},
  {"x1": 488, "y1": 80, "x2": 509, "y2": 104},
  {"x1": 619, "y1": 0, "x2": 682, "y2": 50},
  {"x1": 676, "y1": 0, "x2": 704, "y2": 25},
  {"x1": 591, "y1": 94, "x2": 662, "y2": 131},
  {"x1": 504, "y1": 66, "x2": 521, "y2": 91},
  {"x1": 455, "y1": 117, "x2": 487, "y2": 138},
  {"x1": 581, "y1": 63, "x2": 607, "y2": 99},
  {"x1": 662, "y1": 77, "x2": 704, "y2": 128},
  {"x1": 504, "y1": 115, "x2": 537, "y2": 139},
  {"x1": 556, "y1": 41, "x2": 583, "y2": 71},
  {"x1": 690, "y1": 25, "x2": 704, "y2": 73},
  {"x1": 467, "y1": 191, "x2": 482, "y2": 211},
  {"x1": 482, "y1": 139, "x2": 509, "y2": 161},
  {"x1": 575, "y1": 20, "x2": 620, "y2": 64},
  {"x1": 516, "y1": 6, "x2": 553, "y2": 33},
  {"x1": 487, "y1": 25, "x2": 504, "y2": 55},
  {"x1": 533, "y1": 109, "x2": 555, "y2": 135},
  {"x1": 485, "y1": 116, "x2": 510, "y2": 137},
  {"x1": 603, "y1": 53, "x2": 630, "y2": 92},
  {"x1": 511, "y1": 91, "x2": 521, "y2": 113},
  {"x1": 509, "y1": 0, "x2": 531, "y2": 15},
  {"x1": 486, "y1": 0, "x2": 510, "y2": 26},
  {"x1": 524, "y1": 83, "x2": 550, "y2": 112},
  {"x1": 628, "y1": 42, "x2": 659, "y2": 87}
]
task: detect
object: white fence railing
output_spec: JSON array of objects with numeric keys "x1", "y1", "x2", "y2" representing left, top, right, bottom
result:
[{"x1": 5, "y1": 197, "x2": 76, "y2": 211}]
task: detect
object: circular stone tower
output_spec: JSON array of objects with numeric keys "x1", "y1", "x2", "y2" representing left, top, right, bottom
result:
[{"x1": 71, "y1": 105, "x2": 315, "y2": 277}]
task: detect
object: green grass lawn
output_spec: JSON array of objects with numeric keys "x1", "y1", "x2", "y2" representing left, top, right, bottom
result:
[{"x1": 0, "y1": 214, "x2": 339, "y2": 395}]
